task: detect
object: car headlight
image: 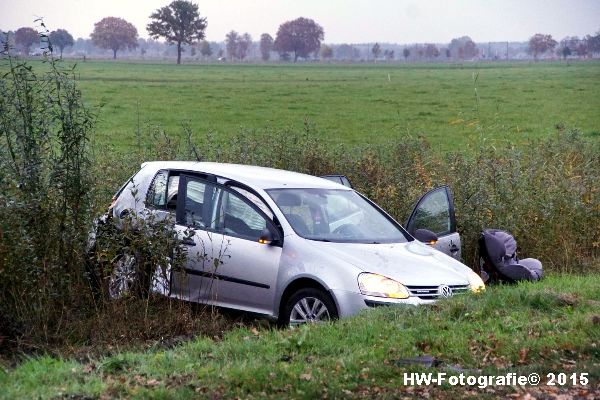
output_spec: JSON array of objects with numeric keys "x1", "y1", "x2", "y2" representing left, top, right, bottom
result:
[
  {"x1": 467, "y1": 270, "x2": 485, "y2": 293},
  {"x1": 358, "y1": 273, "x2": 409, "y2": 299}
]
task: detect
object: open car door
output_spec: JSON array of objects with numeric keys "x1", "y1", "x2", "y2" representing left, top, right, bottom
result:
[
  {"x1": 320, "y1": 175, "x2": 353, "y2": 188},
  {"x1": 406, "y1": 186, "x2": 461, "y2": 260}
]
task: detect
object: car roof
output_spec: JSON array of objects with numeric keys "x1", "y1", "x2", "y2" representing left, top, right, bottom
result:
[{"x1": 140, "y1": 161, "x2": 351, "y2": 190}]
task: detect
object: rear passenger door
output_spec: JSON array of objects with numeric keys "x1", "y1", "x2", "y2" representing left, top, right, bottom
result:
[
  {"x1": 405, "y1": 186, "x2": 461, "y2": 260},
  {"x1": 171, "y1": 174, "x2": 223, "y2": 302}
]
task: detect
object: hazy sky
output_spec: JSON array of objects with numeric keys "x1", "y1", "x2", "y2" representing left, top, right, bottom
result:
[{"x1": 2, "y1": 0, "x2": 599, "y2": 43}]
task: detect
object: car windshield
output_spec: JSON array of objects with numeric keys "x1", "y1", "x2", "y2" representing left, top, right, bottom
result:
[{"x1": 267, "y1": 188, "x2": 411, "y2": 243}]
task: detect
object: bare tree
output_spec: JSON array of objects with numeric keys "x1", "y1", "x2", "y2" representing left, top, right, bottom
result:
[{"x1": 402, "y1": 47, "x2": 410, "y2": 62}]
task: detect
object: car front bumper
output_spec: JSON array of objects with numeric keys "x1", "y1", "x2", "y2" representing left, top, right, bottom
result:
[{"x1": 331, "y1": 289, "x2": 437, "y2": 318}]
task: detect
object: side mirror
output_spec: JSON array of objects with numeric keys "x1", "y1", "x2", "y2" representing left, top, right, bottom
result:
[
  {"x1": 258, "y1": 228, "x2": 279, "y2": 246},
  {"x1": 414, "y1": 229, "x2": 438, "y2": 246}
]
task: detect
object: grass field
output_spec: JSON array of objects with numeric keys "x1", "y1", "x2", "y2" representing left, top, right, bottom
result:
[
  {"x1": 1, "y1": 275, "x2": 598, "y2": 399},
  {"x1": 57, "y1": 60, "x2": 600, "y2": 152}
]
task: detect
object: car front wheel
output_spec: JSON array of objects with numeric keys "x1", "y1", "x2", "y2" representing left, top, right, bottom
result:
[
  {"x1": 281, "y1": 288, "x2": 338, "y2": 326},
  {"x1": 108, "y1": 251, "x2": 151, "y2": 299}
]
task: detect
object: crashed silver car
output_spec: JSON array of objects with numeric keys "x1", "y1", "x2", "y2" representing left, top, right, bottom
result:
[{"x1": 102, "y1": 162, "x2": 484, "y2": 325}]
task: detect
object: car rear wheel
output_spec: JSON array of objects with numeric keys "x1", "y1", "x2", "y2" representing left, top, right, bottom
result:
[{"x1": 281, "y1": 288, "x2": 338, "y2": 326}]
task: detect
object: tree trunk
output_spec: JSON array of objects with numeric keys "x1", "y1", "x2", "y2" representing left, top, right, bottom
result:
[
  {"x1": 294, "y1": 51, "x2": 298, "y2": 63},
  {"x1": 113, "y1": 49, "x2": 117, "y2": 59},
  {"x1": 177, "y1": 42, "x2": 181, "y2": 65},
  {"x1": 60, "y1": 48, "x2": 63, "y2": 59}
]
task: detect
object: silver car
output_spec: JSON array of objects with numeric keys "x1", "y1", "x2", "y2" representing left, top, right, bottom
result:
[{"x1": 106, "y1": 162, "x2": 484, "y2": 325}]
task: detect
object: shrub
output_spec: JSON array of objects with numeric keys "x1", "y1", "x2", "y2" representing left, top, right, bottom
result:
[{"x1": 0, "y1": 51, "x2": 94, "y2": 344}]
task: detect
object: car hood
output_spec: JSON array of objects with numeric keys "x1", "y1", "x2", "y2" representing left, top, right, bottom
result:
[{"x1": 306, "y1": 239, "x2": 471, "y2": 286}]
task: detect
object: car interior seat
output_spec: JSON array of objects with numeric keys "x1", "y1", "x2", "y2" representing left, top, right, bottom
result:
[
  {"x1": 276, "y1": 192, "x2": 311, "y2": 236},
  {"x1": 478, "y1": 228, "x2": 543, "y2": 283},
  {"x1": 223, "y1": 213, "x2": 258, "y2": 238}
]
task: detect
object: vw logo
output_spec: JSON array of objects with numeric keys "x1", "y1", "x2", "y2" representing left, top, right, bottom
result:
[{"x1": 438, "y1": 285, "x2": 453, "y2": 298}]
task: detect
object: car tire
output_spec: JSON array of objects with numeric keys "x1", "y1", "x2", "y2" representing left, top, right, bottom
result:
[
  {"x1": 108, "y1": 250, "x2": 152, "y2": 299},
  {"x1": 280, "y1": 287, "x2": 338, "y2": 326}
]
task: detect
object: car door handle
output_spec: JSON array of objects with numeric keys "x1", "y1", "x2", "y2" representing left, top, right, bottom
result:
[
  {"x1": 449, "y1": 244, "x2": 459, "y2": 253},
  {"x1": 182, "y1": 238, "x2": 196, "y2": 246}
]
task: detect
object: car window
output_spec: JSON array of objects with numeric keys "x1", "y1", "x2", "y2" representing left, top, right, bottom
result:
[
  {"x1": 410, "y1": 189, "x2": 451, "y2": 235},
  {"x1": 326, "y1": 194, "x2": 361, "y2": 222},
  {"x1": 166, "y1": 175, "x2": 179, "y2": 211},
  {"x1": 276, "y1": 201, "x2": 315, "y2": 234},
  {"x1": 269, "y1": 189, "x2": 409, "y2": 243},
  {"x1": 216, "y1": 189, "x2": 267, "y2": 241},
  {"x1": 230, "y1": 186, "x2": 274, "y2": 220},
  {"x1": 184, "y1": 179, "x2": 215, "y2": 229},
  {"x1": 146, "y1": 170, "x2": 168, "y2": 208}
]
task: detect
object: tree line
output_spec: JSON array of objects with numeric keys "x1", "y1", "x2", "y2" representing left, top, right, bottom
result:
[
  {"x1": 2, "y1": 0, "x2": 599, "y2": 63},
  {"x1": 1, "y1": 0, "x2": 324, "y2": 64}
]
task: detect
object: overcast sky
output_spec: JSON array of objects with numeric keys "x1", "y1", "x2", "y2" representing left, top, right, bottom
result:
[{"x1": 2, "y1": 0, "x2": 599, "y2": 43}]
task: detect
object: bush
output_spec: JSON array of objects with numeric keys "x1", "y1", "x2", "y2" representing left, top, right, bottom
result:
[
  {"x1": 0, "y1": 52, "x2": 94, "y2": 345},
  {"x1": 0, "y1": 51, "x2": 197, "y2": 353}
]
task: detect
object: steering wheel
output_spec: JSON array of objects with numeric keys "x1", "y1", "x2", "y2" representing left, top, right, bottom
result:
[{"x1": 332, "y1": 224, "x2": 361, "y2": 238}]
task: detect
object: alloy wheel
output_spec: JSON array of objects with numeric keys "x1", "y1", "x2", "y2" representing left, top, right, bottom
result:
[
  {"x1": 108, "y1": 254, "x2": 137, "y2": 299},
  {"x1": 289, "y1": 296, "x2": 331, "y2": 325}
]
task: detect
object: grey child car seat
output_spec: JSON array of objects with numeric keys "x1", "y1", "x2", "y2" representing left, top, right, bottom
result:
[{"x1": 478, "y1": 229, "x2": 543, "y2": 283}]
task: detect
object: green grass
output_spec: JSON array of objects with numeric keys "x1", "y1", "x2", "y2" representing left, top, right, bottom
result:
[
  {"x1": 35, "y1": 60, "x2": 597, "y2": 152},
  {"x1": 2, "y1": 275, "x2": 598, "y2": 398}
]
